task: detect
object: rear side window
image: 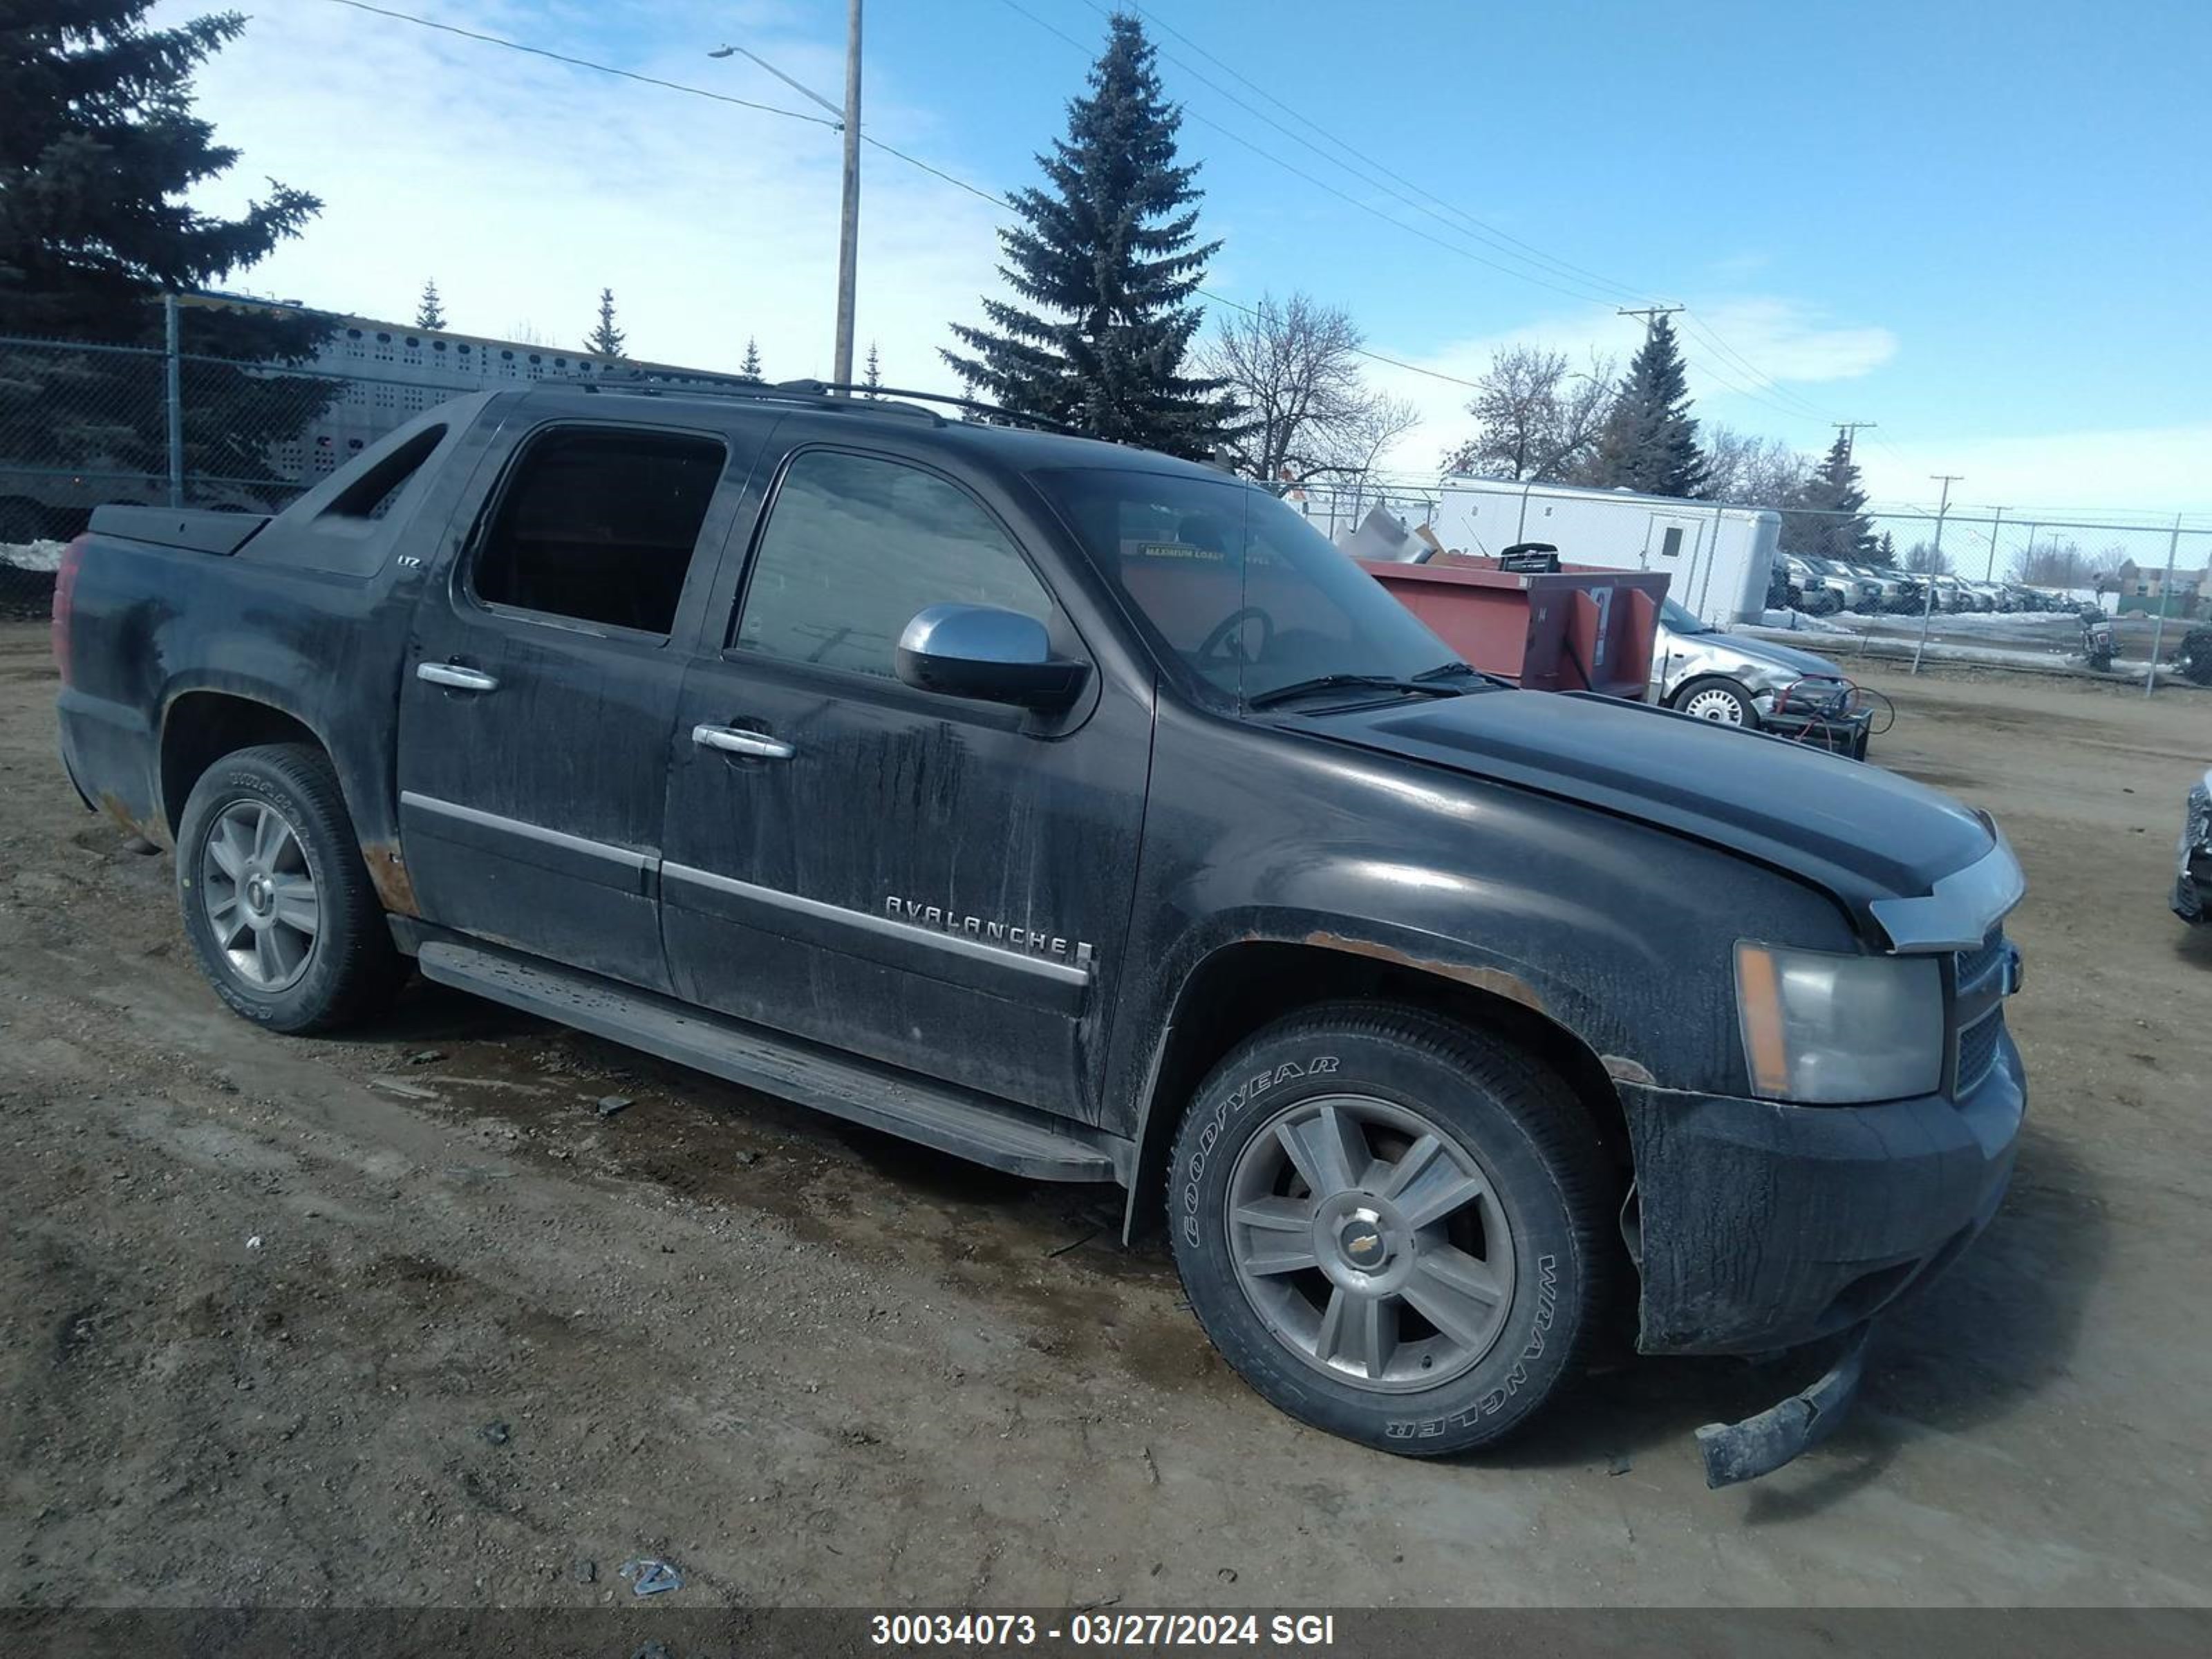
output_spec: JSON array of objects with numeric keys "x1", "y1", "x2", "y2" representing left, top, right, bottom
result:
[
  {"x1": 472, "y1": 428, "x2": 724, "y2": 635},
  {"x1": 733, "y1": 449, "x2": 1053, "y2": 679}
]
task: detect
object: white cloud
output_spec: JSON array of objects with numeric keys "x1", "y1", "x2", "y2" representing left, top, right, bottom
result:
[
  {"x1": 1685, "y1": 298, "x2": 1897, "y2": 386},
  {"x1": 156, "y1": 0, "x2": 1009, "y2": 388}
]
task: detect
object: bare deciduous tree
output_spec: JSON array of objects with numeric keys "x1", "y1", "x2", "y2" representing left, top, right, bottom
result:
[
  {"x1": 1203, "y1": 292, "x2": 1418, "y2": 487},
  {"x1": 1904, "y1": 541, "x2": 1954, "y2": 575},
  {"x1": 1441, "y1": 346, "x2": 1615, "y2": 482},
  {"x1": 2009, "y1": 538, "x2": 2083, "y2": 588},
  {"x1": 1703, "y1": 426, "x2": 1811, "y2": 507}
]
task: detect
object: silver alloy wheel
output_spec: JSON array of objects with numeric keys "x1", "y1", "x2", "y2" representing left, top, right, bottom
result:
[
  {"x1": 1226, "y1": 1094, "x2": 1516, "y2": 1393},
  {"x1": 200, "y1": 798, "x2": 321, "y2": 992},
  {"x1": 1680, "y1": 685, "x2": 1748, "y2": 724}
]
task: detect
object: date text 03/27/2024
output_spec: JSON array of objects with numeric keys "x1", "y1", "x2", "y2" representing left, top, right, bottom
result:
[{"x1": 868, "y1": 1612, "x2": 1338, "y2": 1648}]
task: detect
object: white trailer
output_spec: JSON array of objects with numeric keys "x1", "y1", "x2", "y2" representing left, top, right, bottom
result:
[{"x1": 1425, "y1": 476, "x2": 1782, "y2": 626}]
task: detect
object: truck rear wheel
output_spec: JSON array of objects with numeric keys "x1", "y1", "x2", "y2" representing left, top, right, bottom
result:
[
  {"x1": 176, "y1": 743, "x2": 406, "y2": 1034},
  {"x1": 1167, "y1": 1004, "x2": 1613, "y2": 1456}
]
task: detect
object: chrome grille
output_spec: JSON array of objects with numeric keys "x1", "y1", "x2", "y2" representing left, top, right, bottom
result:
[
  {"x1": 1955, "y1": 927, "x2": 2007, "y2": 992},
  {"x1": 1956, "y1": 1011, "x2": 2003, "y2": 1095}
]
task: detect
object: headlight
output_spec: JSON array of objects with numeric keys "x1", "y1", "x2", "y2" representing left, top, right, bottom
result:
[{"x1": 1734, "y1": 942, "x2": 1943, "y2": 1103}]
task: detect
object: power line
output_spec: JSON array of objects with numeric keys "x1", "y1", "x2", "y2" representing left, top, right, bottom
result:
[
  {"x1": 1022, "y1": 0, "x2": 1893, "y2": 441},
  {"x1": 318, "y1": 1, "x2": 840, "y2": 128},
  {"x1": 998, "y1": 0, "x2": 1625, "y2": 306},
  {"x1": 1074, "y1": 0, "x2": 1884, "y2": 436},
  {"x1": 328, "y1": 0, "x2": 1493, "y2": 397},
  {"x1": 314, "y1": 0, "x2": 1902, "y2": 420},
  {"x1": 1073, "y1": 0, "x2": 1651, "y2": 306},
  {"x1": 1674, "y1": 310, "x2": 1849, "y2": 424}
]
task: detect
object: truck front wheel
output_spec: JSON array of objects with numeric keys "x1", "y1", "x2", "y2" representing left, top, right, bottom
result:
[
  {"x1": 176, "y1": 743, "x2": 406, "y2": 1033},
  {"x1": 1167, "y1": 1005, "x2": 1614, "y2": 1456}
]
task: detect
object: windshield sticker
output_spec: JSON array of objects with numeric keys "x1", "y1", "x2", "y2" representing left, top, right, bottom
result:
[{"x1": 1131, "y1": 541, "x2": 1228, "y2": 563}]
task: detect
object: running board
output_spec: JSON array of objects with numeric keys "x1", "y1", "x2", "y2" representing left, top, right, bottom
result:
[{"x1": 414, "y1": 939, "x2": 1123, "y2": 1183}]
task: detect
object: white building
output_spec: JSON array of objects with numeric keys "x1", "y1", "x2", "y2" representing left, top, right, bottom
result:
[{"x1": 1423, "y1": 476, "x2": 1782, "y2": 626}]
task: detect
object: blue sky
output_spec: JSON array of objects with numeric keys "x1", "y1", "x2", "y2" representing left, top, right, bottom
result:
[{"x1": 165, "y1": 0, "x2": 2209, "y2": 520}]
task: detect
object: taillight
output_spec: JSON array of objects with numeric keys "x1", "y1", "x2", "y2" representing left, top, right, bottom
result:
[{"x1": 51, "y1": 534, "x2": 88, "y2": 685}]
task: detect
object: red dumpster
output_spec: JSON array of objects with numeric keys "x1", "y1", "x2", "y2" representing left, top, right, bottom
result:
[{"x1": 1358, "y1": 554, "x2": 1669, "y2": 698}]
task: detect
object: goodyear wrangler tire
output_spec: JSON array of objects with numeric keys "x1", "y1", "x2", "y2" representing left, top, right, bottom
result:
[{"x1": 1167, "y1": 1004, "x2": 1613, "y2": 1456}]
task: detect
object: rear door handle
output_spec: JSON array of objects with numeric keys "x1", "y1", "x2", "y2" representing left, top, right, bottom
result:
[
  {"x1": 693, "y1": 723, "x2": 794, "y2": 761},
  {"x1": 417, "y1": 662, "x2": 500, "y2": 693}
]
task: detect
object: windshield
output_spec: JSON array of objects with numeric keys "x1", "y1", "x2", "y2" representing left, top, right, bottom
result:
[
  {"x1": 1660, "y1": 597, "x2": 1713, "y2": 635},
  {"x1": 1035, "y1": 467, "x2": 1460, "y2": 704}
]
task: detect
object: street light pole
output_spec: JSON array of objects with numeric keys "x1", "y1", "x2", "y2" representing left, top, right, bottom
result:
[
  {"x1": 710, "y1": 6, "x2": 861, "y2": 389},
  {"x1": 2144, "y1": 513, "x2": 2184, "y2": 699},
  {"x1": 1911, "y1": 474, "x2": 1962, "y2": 675},
  {"x1": 832, "y1": 0, "x2": 863, "y2": 391}
]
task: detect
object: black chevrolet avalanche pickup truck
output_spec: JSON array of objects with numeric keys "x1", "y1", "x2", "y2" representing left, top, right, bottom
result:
[{"x1": 52, "y1": 381, "x2": 2027, "y2": 1484}]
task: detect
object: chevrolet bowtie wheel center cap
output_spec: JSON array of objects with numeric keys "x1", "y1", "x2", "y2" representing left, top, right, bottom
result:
[{"x1": 1338, "y1": 1215, "x2": 1392, "y2": 1271}]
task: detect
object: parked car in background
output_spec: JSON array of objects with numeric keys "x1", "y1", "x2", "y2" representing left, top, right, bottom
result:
[
  {"x1": 1873, "y1": 570, "x2": 1927, "y2": 612},
  {"x1": 1781, "y1": 555, "x2": 1845, "y2": 615},
  {"x1": 1824, "y1": 563, "x2": 1887, "y2": 612},
  {"x1": 1651, "y1": 597, "x2": 1871, "y2": 754},
  {"x1": 2175, "y1": 769, "x2": 2212, "y2": 926}
]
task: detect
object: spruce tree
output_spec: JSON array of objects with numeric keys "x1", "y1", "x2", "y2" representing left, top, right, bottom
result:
[
  {"x1": 1779, "y1": 432, "x2": 1877, "y2": 562},
  {"x1": 0, "y1": 3, "x2": 321, "y2": 340},
  {"x1": 863, "y1": 341, "x2": 882, "y2": 397},
  {"x1": 740, "y1": 337, "x2": 762, "y2": 382},
  {"x1": 0, "y1": 3, "x2": 331, "y2": 524},
  {"x1": 943, "y1": 12, "x2": 1230, "y2": 458},
  {"x1": 414, "y1": 279, "x2": 447, "y2": 330},
  {"x1": 585, "y1": 288, "x2": 626, "y2": 357},
  {"x1": 1586, "y1": 316, "x2": 1707, "y2": 498}
]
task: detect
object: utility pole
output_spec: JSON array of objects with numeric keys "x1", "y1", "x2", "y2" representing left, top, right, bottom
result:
[
  {"x1": 832, "y1": 0, "x2": 863, "y2": 391},
  {"x1": 1982, "y1": 505, "x2": 2008, "y2": 581},
  {"x1": 1833, "y1": 421, "x2": 1877, "y2": 454},
  {"x1": 2144, "y1": 513, "x2": 2184, "y2": 698},
  {"x1": 1617, "y1": 304, "x2": 1685, "y2": 333},
  {"x1": 1911, "y1": 474, "x2": 1964, "y2": 675}
]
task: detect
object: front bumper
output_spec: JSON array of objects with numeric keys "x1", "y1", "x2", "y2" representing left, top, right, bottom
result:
[
  {"x1": 2176, "y1": 856, "x2": 2210, "y2": 925},
  {"x1": 2175, "y1": 787, "x2": 2211, "y2": 924},
  {"x1": 1618, "y1": 1028, "x2": 2025, "y2": 1356}
]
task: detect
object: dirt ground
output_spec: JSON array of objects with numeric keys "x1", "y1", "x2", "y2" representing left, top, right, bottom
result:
[{"x1": 2, "y1": 619, "x2": 2208, "y2": 1611}]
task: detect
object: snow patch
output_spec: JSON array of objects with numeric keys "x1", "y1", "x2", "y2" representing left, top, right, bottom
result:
[{"x1": 1, "y1": 538, "x2": 67, "y2": 574}]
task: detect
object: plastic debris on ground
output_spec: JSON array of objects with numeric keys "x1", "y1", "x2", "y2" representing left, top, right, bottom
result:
[{"x1": 619, "y1": 1557, "x2": 682, "y2": 1596}]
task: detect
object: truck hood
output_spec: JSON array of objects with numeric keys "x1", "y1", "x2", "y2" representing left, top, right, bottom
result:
[{"x1": 1319, "y1": 688, "x2": 1997, "y2": 934}]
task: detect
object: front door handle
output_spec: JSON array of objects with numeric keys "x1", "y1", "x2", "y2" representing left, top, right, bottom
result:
[
  {"x1": 693, "y1": 723, "x2": 795, "y2": 761},
  {"x1": 417, "y1": 662, "x2": 500, "y2": 693}
]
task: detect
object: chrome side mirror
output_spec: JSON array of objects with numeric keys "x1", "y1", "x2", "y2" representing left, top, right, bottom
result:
[{"x1": 894, "y1": 603, "x2": 1089, "y2": 710}]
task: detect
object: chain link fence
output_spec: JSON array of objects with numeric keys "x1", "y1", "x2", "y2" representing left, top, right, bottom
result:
[{"x1": 0, "y1": 330, "x2": 463, "y2": 615}]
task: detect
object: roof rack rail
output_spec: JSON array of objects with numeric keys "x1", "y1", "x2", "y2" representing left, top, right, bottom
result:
[
  {"x1": 561, "y1": 368, "x2": 1095, "y2": 440},
  {"x1": 777, "y1": 381, "x2": 1095, "y2": 440},
  {"x1": 570, "y1": 369, "x2": 941, "y2": 424}
]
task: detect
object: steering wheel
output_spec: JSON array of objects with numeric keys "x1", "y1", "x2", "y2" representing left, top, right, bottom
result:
[{"x1": 1195, "y1": 605, "x2": 1275, "y2": 669}]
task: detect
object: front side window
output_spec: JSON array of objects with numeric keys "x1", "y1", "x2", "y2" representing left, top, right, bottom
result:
[
  {"x1": 472, "y1": 427, "x2": 724, "y2": 635},
  {"x1": 734, "y1": 449, "x2": 1054, "y2": 679},
  {"x1": 1035, "y1": 467, "x2": 1456, "y2": 703}
]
